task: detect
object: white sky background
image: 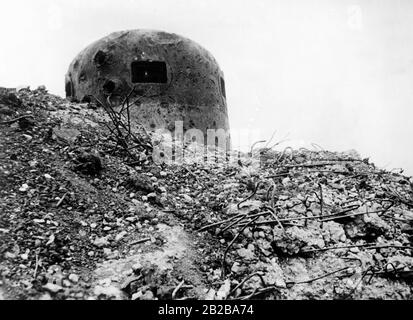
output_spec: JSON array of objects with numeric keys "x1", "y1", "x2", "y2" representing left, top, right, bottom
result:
[{"x1": 0, "y1": 0, "x2": 412, "y2": 175}]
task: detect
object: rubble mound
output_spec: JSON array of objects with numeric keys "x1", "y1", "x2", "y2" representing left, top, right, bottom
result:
[{"x1": 0, "y1": 87, "x2": 412, "y2": 300}]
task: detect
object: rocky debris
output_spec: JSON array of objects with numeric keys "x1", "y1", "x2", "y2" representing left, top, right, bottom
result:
[
  {"x1": 272, "y1": 226, "x2": 325, "y2": 256},
  {"x1": 52, "y1": 127, "x2": 81, "y2": 145},
  {"x1": 123, "y1": 173, "x2": 155, "y2": 194},
  {"x1": 0, "y1": 104, "x2": 14, "y2": 116},
  {"x1": 0, "y1": 87, "x2": 412, "y2": 300},
  {"x1": 216, "y1": 279, "x2": 231, "y2": 300},
  {"x1": 261, "y1": 258, "x2": 286, "y2": 288},
  {"x1": 322, "y1": 221, "x2": 346, "y2": 244},
  {"x1": 0, "y1": 88, "x2": 22, "y2": 108},
  {"x1": 93, "y1": 236, "x2": 110, "y2": 248},
  {"x1": 43, "y1": 283, "x2": 64, "y2": 294},
  {"x1": 18, "y1": 116, "x2": 36, "y2": 131},
  {"x1": 68, "y1": 274, "x2": 79, "y2": 283},
  {"x1": 345, "y1": 211, "x2": 391, "y2": 241},
  {"x1": 73, "y1": 152, "x2": 103, "y2": 175},
  {"x1": 93, "y1": 284, "x2": 124, "y2": 299},
  {"x1": 237, "y1": 245, "x2": 257, "y2": 260}
]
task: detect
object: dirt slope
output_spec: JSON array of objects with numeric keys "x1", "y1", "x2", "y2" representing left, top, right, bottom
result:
[{"x1": 0, "y1": 87, "x2": 412, "y2": 300}]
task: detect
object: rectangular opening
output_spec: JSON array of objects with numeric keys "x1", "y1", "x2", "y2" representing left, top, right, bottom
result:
[
  {"x1": 131, "y1": 61, "x2": 167, "y2": 83},
  {"x1": 65, "y1": 81, "x2": 72, "y2": 97},
  {"x1": 220, "y1": 77, "x2": 226, "y2": 98}
]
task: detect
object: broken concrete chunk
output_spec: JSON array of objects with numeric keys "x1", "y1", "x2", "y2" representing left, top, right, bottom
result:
[
  {"x1": 345, "y1": 213, "x2": 390, "y2": 241},
  {"x1": 271, "y1": 226, "x2": 324, "y2": 256},
  {"x1": 216, "y1": 279, "x2": 231, "y2": 300},
  {"x1": 93, "y1": 236, "x2": 110, "y2": 248},
  {"x1": 237, "y1": 244, "x2": 256, "y2": 260},
  {"x1": 182, "y1": 194, "x2": 192, "y2": 203},
  {"x1": 261, "y1": 258, "x2": 286, "y2": 288},
  {"x1": 93, "y1": 285, "x2": 123, "y2": 299},
  {"x1": 123, "y1": 174, "x2": 155, "y2": 193},
  {"x1": 43, "y1": 283, "x2": 64, "y2": 293},
  {"x1": 115, "y1": 231, "x2": 128, "y2": 242},
  {"x1": 68, "y1": 274, "x2": 79, "y2": 283},
  {"x1": 0, "y1": 90, "x2": 22, "y2": 107},
  {"x1": 204, "y1": 288, "x2": 216, "y2": 300},
  {"x1": 322, "y1": 221, "x2": 346, "y2": 243},
  {"x1": 52, "y1": 127, "x2": 80, "y2": 145}
]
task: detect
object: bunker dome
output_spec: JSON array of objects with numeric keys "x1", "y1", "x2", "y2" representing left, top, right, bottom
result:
[{"x1": 65, "y1": 29, "x2": 230, "y2": 144}]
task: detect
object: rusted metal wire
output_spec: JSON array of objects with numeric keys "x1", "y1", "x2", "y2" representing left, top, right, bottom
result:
[
  {"x1": 235, "y1": 205, "x2": 361, "y2": 227},
  {"x1": 172, "y1": 280, "x2": 185, "y2": 299},
  {"x1": 233, "y1": 267, "x2": 351, "y2": 299},
  {"x1": 318, "y1": 183, "x2": 324, "y2": 216},
  {"x1": 236, "y1": 286, "x2": 278, "y2": 300},
  {"x1": 0, "y1": 114, "x2": 34, "y2": 125},
  {"x1": 285, "y1": 266, "x2": 351, "y2": 288},
  {"x1": 237, "y1": 181, "x2": 263, "y2": 209},
  {"x1": 301, "y1": 243, "x2": 413, "y2": 254},
  {"x1": 273, "y1": 162, "x2": 349, "y2": 169},
  {"x1": 197, "y1": 212, "x2": 246, "y2": 232},
  {"x1": 220, "y1": 214, "x2": 250, "y2": 234},
  {"x1": 221, "y1": 216, "x2": 260, "y2": 278},
  {"x1": 93, "y1": 92, "x2": 153, "y2": 164},
  {"x1": 320, "y1": 204, "x2": 391, "y2": 223},
  {"x1": 265, "y1": 172, "x2": 290, "y2": 179},
  {"x1": 249, "y1": 140, "x2": 266, "y2": 156},
  {"x1": 227, "y1": 272, "x2": 267, "y2": 299},
  {"x1": 262, "y1": 206, "x2": 284, "y2": 232}
]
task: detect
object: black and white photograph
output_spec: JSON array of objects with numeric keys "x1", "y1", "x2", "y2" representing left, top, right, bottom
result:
[{"x1": 0, "y1": 0, "x2": 412, "y2": 309}]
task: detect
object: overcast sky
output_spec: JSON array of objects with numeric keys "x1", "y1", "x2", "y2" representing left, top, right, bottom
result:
[{"x1": 0, "y1": 0, "x2": 412, "y2": 175}]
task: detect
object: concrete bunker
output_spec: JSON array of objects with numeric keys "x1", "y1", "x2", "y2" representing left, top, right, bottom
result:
[{"x1": 65, "y1": 29, "x2": 230, "y2": 147}]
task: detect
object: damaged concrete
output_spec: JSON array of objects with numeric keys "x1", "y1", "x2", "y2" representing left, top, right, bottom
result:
[{"x1": 65, "y1": 29, "x2": 230, "y2": 144}]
